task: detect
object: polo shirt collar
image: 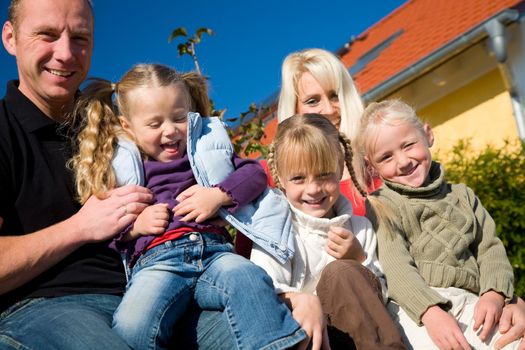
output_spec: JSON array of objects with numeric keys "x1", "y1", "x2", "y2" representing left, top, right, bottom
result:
[{"x1": 5, "y1": 80, "x2": 62, "y2": 133}]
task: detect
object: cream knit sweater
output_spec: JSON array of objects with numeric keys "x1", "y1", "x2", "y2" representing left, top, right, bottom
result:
[
  {"x1": 251, "y1": 195, "x2": 385, "y2": 297},
  {"x1": 368, "y1": 162, "x2": 514, "y2": 324}
]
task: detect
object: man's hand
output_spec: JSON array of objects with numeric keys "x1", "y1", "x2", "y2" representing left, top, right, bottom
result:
[
  {"x1": 73, "y1": 185, "x2": 153, "y2": 242},
  {"x1": 495, "y1": 297, "x2": 525, "y2": 350},
  {"x1": 422, "y1": 305, "x2": 472, "y2": 350}
]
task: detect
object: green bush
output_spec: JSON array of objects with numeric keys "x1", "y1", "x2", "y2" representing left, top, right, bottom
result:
[{"x1": 436, "y1": 140, "x2": 525, "y2": 298}]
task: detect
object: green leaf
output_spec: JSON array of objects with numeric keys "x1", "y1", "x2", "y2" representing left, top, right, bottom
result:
[
  {"x1": 196, "y1": 27, "x2": 214, "y2": 39},
  {"x1": 168, "y1": 27, "x2": 188, "y2": 43}
]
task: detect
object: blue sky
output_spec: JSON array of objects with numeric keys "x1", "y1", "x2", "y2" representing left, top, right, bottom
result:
[{"x1": 0, "y1": 0, "x2": 405, "y2": 124}]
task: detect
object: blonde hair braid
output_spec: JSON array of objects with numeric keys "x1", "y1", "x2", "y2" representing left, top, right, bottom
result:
[
  {"x1": 338, "y1": 132, "x2": 367, "y2": 198},
  {"x1": 266, "y1": 142, "x2": 281, "y2": 188}
]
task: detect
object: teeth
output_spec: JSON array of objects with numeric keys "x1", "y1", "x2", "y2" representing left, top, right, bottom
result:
[{"x1": 47, "y1": 69, "x2": 73, "y2": 77}]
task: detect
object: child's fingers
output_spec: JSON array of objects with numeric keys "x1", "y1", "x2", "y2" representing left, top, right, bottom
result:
[
  {"x1": 479, "y1": 315, "x2": 496, "y2": 341},
  {"x1": 194, "y1": 212, "x2": 212, "y2": 223},
  {"x1": 329, "y1": 226, "x2": 350, "y2": 238},
  {"x1": 321, "y1": 327, "x2": 332, "y2": 350},
  {"x1": 175, "y1": 184, "x2": 200, "y2": 202},
  {"x1": 147, "y1": 225, "x2": 166, "y2": 235},
  {"x1": 473, "y1": 305, "x2": 485, "y2": 331},
  {"x1": 180, "y1": 211, "x2": 198, "y2": 222},
  {"x1": 453, "y1": 330, "x2": 472, "y2": 350},
  {"x1": 173, "y1": 201, "x2": 191, "y2": 216}
]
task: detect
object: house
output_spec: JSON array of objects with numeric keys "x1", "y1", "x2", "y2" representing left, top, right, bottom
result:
[{"x1": 260, "y1": 0, "x2": 525, "y2": 156}]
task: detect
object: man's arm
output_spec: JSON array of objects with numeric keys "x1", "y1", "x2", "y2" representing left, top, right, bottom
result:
[{"x1": 0, "y1": 185, "x2": 152, "y2": 295}]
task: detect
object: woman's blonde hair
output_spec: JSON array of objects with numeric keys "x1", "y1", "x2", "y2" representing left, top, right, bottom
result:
[
  {"x1": 70, "y1": 63, "x2": 211, "y2": 204},
  {"x1": 267, "y1": 113, "x2": 366, "y2": 198},
  {"x1": 277, "y1": 48, "x2": 364, "y2": 142}
]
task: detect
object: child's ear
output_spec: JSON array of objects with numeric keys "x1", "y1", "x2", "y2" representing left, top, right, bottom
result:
[
  {"x1": 364, "y1": 156, "x2": 379, "y2": 178},
  {"x1": 119, "y1": 116, "x2": 134, "y2": 137},
  {"x1": 423, "y1": 124, "x2": 434, "y2": 147}
]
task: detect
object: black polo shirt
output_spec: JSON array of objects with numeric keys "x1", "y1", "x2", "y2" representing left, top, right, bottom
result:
[{"x1": 0, "y1": 81, "x2": 126, "y2": 311}]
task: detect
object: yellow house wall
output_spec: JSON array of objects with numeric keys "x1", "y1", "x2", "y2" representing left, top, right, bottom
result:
[{"x1": 416, "y1": 69, "x2": 520, "y2": 157}]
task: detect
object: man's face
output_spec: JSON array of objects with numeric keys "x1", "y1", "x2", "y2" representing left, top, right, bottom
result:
[{"x1": 2, "y1": 0, "x2": 93, "y2": 118}]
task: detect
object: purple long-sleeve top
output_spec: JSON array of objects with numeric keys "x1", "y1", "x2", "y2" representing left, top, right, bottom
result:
[{"x1": 115, "y1": 152, "x2": 267, "y2": 265}]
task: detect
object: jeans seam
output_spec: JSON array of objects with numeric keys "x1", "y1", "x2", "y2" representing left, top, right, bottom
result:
[
  {"x1": 258, "y1": 328, "x2": 307, "y2": 350},
  {"x1": 0, "y1": 298, "x2": 44, "y2": 320},
  {"x1": 0, "y1": 334, "x2": 32, "y2": 350}
]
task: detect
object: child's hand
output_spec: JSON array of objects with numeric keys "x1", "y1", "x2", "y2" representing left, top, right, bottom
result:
[
  {"x1": 174, "y1": 185, "x2": 232, "y2": 223},
  {"x1": 326, "y1": 226, "x2": 366, "y2": 261},
  {"x1": 280, "y1": 292, "x2": 330, "y2": 350},
  {"x1": 422, "y1": 305, "x2": 472, "y2": 350},
  {"x1": 126, "y1": 203, "x2": 169, "y2": 240},
  {"x1": 473, "y1": 290, "x2": 505, "y2": 341}
]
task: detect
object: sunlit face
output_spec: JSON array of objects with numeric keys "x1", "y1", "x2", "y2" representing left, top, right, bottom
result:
[
  {"x1": 367, "y1": 121, "x2": 434, "y2": 188},
  {"x1": 280, "y1": 170, "x2": 340, "y2": 218},
  {"x1": 2, "y1": 0, "x2": 93, "y2": 118},
  {"x1": 120, "y1": 83, "x2": 190, "y2": 163},
  {"x1": 296, "y1": 71, "x2": 341, "y2": 129}
]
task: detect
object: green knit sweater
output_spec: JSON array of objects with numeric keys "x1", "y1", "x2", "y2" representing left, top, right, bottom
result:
[{"x1": 367, "y1": 161, "x2": 514, "y2": 324}]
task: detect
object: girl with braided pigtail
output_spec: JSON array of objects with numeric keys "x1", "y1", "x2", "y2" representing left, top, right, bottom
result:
[{"x1": 251, "y1": 113, "x2": 406, "y2": 350}]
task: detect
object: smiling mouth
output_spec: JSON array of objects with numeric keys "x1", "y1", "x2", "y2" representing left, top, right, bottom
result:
[
  {"x1": 45, "y1": 68, "x2": 74, "y2": 77},
  {"x1": 162, "y1": 140, "x2": 180, "y2": 151},
  {"x1": 402, "y1": 164, "x2": 418, "y2": 176},
  {"x1": 303, "y1": 197, "x2": 325, "y2": 205}
]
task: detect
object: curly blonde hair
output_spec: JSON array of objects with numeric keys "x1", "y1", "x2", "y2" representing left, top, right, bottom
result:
[{"x1": 70, "y1": 63, "x2": 211, "y2": 204}]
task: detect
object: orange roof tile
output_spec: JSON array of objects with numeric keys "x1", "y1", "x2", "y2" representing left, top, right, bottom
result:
[{"x1": 340, "y1": 0, "x2": 523, "y2": 94}]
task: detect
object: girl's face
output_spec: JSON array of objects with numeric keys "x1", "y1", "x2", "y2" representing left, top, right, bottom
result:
[
  {"x1": 367, "y1": 121, "x2": 434, "y2": 188},
  {"x1": 280, "y1": 170, "x2": 340, "y2": 218},
  {"x1": 120, "y1": 83, "x2": 190, "y2": 162},
  {"x1": 296, "y1": 72, "x2": 341, "y2": 129}
]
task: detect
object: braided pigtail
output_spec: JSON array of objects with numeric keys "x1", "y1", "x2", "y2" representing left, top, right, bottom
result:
[
  {"x1": 338, "y1": 132, "x2": 367, "y2": 198},
  {"x1": 266, "y1": 142, "x2": 281, "y2": 188}
]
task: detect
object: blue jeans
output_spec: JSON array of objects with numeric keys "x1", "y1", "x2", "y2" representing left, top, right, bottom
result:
[
  {"x1": 0, "y1": 294, "x2": 128, "y2": 350},
  {"x1": 113, "y1": 232, "x2": 305, "y2": 350},
  {"x1": 0, "y1": 294, "x2": 234, "y2": 350}
]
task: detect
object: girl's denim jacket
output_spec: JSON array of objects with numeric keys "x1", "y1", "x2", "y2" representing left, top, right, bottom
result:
[
  {"x1": 113, "y1": 112, "x2": 294, "y2": 264},
  {"x1": 187, "y1": 112, "x2": 294, "y2": 263}
]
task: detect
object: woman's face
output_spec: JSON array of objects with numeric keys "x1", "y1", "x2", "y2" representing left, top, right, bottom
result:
[{"x1": 296, "y1": 72, "x2": 341, "y2": 129}]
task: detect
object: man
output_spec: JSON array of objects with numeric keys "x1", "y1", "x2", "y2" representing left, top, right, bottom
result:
[
  {"x1": 0, "y1": 1, "x2": 239, "y2": 348},
  {"x1": 0, "y1": 0, "x2": 154, "y2": 347},
  {"x1": 0, "y1": 1, "x2": 169, "y2": 348}
]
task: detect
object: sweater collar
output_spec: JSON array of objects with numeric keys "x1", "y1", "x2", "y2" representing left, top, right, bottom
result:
[
  {"x1": 383, "y1": 161, "x2": 445, "y2": 198},
  {"x1": 289, "y1": 195, "x2": 352, "y2": 236}
]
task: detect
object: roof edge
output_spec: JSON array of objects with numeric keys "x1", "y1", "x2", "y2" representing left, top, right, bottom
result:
[{"x1": 362, "y1": 8, "x2": 521, "y2": 102}]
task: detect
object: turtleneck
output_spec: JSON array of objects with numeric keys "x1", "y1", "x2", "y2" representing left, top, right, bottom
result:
[{"x1": 382, "y1": 161, "x2": 444, "y2": 198}]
